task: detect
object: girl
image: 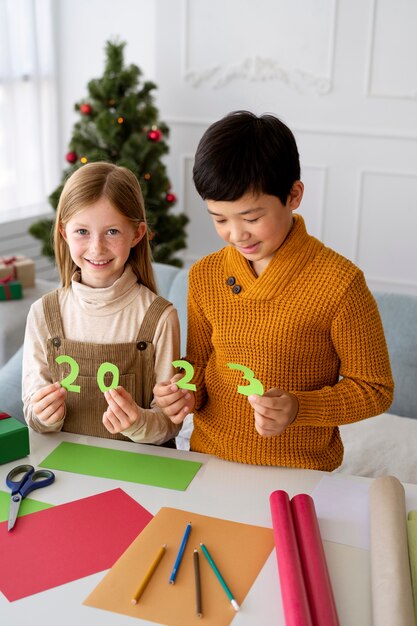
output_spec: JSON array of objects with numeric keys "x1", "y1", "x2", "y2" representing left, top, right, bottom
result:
[{"x1": 22, "y1": 162, "x2": 180, "y2": 446}]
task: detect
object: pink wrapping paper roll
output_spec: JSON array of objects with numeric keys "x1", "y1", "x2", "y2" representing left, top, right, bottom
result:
[
  {"x1": 269, "y1": 490, "x2": 313, "y2": 626},
  {"x1": 291, "y1": 494, "x2": 340, "y2": 626}
]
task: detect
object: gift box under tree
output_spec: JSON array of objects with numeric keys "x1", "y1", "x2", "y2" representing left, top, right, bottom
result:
[
  {"x1": 0, "y1": 255, "x2": 35, "y2": 288},
  {"x1": 0, "y1": 412, "x2": 30, "y2": 464}
]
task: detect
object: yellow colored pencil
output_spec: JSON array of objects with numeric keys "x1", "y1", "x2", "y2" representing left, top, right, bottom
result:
[{"x1": 131, "y1": 544, "x2": 167, "y2": 604}]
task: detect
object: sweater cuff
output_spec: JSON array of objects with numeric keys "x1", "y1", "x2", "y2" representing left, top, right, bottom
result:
[
  {"x1": 293, "y1": 390, "x2": 326, "y2": 425},
  {"x1": 121, "y1": 411, "x2": 146, "y2": 438}
]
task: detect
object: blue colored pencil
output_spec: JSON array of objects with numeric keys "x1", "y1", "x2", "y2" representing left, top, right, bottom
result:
[
  {"x1": 169, "y1": 522, "x2": 192, "y2": 584},
  {"x1": 200, "y1": 542, "x2": 239, "y2": 611}
]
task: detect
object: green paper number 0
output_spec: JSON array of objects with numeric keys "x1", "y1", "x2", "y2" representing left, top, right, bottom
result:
[{"x1": 97, "y1": 362, "x2": 120, "y2": 393}]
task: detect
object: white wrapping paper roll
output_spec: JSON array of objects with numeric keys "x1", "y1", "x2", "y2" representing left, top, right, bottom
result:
[{"x1": 369, "y1": 475, "x2": 415, "y2": 626}]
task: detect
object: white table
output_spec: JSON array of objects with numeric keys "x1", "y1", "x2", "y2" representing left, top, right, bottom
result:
[{"x1": 1, "y1": 429, "x2": 412, "y2": 626}]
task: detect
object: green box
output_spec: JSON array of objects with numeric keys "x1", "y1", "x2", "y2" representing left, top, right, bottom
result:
[
  {"x1": 0, "y1": 414, "x2": 30, "y2": 464},
  {"x1": 0, "y1": 280, "x2": 23, "y2": 301}
]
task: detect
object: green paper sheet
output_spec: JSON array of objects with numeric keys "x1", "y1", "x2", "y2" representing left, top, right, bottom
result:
[
  {"x1": 0, "y1": 489, "x2": 53, "y2": 522},
  {"x1": 39, "y1": 442, "x2": 202, "y2": 491},
  {"x1": 407, "y1": 510, "x2": 417, "y2": 621}
]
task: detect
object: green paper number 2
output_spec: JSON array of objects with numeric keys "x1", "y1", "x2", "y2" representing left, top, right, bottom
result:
[
  {"x1": 55, "y1": 355, "x2": 120, "y2": 393},
  {"x1": 55, "y1": 355, "x2": 80, "y2": 393},
  {"x1": 171, "y1": 360, "x2": 264, "y2": 396},
  {"x1": 172, "y1": 360, "x2": 197, "y2": 391}
]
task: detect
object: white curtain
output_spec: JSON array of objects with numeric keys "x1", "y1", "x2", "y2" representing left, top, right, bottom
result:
[{"x1": 0, "y1": 0, "x2": 59, "y2": 221}]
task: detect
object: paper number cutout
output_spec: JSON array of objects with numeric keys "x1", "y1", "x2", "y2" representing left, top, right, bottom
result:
[
  {"x1": 172, "y1": 360, "x2": 197, "y2": 391},
  {"x1": 56, "y1": 354, "x2": 264, "y2": 397},
  {"x1": 55, "y1": 355, "x2": 81, "y2": 393},
  {"x1": 55, "y1": 356, "x2": 120, "y2": 394},
  {"x1": 97, "y1": 362, "x2": 120, "y2": 393},
  {"x1": 227, "y1": 363, "x2": 264, "y2": 396}
]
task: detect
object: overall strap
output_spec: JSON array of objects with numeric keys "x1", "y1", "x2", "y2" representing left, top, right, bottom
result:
[
  {"x1": 135, "y1": 296, "x2": 172, "y2": 411},
  {"x1": 42, "y1": 290, "x2": 65, "y2": 338},
  {"x1": 136, "y1": 296, "x2": 172, "y2": 343}
]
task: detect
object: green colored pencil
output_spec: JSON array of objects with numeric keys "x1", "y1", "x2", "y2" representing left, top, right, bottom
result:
[{"x1": 200, "y1": 543, "x2": 239, "y2": 611}]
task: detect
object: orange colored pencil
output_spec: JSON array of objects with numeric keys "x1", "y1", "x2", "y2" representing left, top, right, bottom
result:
[{"x1": 131, "y1": 544, "x2": 167, "y2": 604}]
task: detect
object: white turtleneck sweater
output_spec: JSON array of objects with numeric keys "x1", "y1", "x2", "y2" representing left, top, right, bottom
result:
[{"x1": 22, "y1": 265, "x2": 181, "y2": 444}]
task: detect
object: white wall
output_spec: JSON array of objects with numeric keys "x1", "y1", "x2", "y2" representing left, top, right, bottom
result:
[
  {"x1": 51, "y1": 0, "x2": 417, "y2": 295},
  {"x1": 55, "y1": 0, "x2": 156, "y2": 164}
]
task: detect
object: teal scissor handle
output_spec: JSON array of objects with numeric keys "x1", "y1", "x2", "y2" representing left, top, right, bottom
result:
[{"x1": 6, "y1": 464, "x2": 55, "y2": 499}]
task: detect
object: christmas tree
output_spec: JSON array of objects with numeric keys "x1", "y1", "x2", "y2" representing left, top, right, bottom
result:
[{"x1": 30, "y1": 40, "x2": 188, "y2": 267}]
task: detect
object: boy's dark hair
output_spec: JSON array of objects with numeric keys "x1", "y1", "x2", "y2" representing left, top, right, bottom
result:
[{"x1": 193, "y1": 110, "x2": 300, "y2": 205}]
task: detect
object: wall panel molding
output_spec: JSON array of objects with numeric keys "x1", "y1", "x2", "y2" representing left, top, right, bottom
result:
[
  {"x1": 166, "y1": 117, "x2": 417, "y2": 142},
  {"x1": 355, "y1": 169, "x2": 417, "y2": 289},
  {"x1": 182, "y1": 0, "x2": 337, "y2": 93},
  {"x1": 366, "y1": 0, "x2": 417, "y2": 100}
]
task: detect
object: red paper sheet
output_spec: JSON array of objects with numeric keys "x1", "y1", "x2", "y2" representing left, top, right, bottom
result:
[
  {"x1": 0, "y1": 488, "x2": 152, "y2": 602},
  {"x1": 291, "y1": 494, "x2": 340, "y2": 626},
  {"x1": 269, "y1": 490, "x2": 313, "y2": 626}
]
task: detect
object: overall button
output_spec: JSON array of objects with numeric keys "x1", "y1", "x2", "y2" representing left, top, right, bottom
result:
[
  {"x1": 232, "y1": 284, "x2": 242, "y2": 294},
  {"x1": 226, "y1": 276, "x2": 236, "y2": 286},
  {"x1": 137, "y1": 341, "x2": 147, "y2": 351},
  {"x1": 52, "y1": 337, "x2": 61, "y2": 348}
]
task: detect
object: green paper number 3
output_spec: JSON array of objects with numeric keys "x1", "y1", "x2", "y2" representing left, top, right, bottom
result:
[
  {"x1": 227, "y1": 363, "x2": 264, "y2": 396},
  {"x1": 55, "y1": 355, "x2": 120, "y2": 393},
  {"x1": 171, "y1": 360, "x2": 264, "y2": 396}
]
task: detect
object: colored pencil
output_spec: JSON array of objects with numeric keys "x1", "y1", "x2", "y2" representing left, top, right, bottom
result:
[
  {"x1": 194, "y1": 549, "x2": 202, "y2": 617},
  {"x1": 169, "y1": 522, "x2": 192, "y2": 584},
  {"x1": 200, "y1": 543, "x2": 239, "y2": 611},
  {"x1": 131, "y1": 544, "x2": 167, "y2": 604}
]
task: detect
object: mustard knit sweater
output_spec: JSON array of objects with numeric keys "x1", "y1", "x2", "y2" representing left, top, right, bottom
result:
[{"x1": 186, "y1": 215, "x2": 394, "y2": 470}]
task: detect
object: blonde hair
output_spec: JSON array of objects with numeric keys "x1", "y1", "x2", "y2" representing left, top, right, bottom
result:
[{"x1": 54, "y1": 162, "x2": 157, "y2": 292}]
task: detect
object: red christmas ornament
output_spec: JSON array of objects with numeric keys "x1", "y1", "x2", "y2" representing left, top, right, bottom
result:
[
  {"x1": 148, "y1": 128, "x2": 162, "y2": 142},
  {"x1": 166, "y1": 192, "x2": 176, "y2": 203},
  {"x1": 66, "y1": 151, "x2": 77, "y2": 164},
  {"x1": 80, "y1": 103, "x2": 92, "y2": 116}
]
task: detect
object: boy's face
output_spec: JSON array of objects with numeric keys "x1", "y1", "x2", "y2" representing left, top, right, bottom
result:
[{"x1": 207, "y1": 183, "x2": 303, "y2": 276}]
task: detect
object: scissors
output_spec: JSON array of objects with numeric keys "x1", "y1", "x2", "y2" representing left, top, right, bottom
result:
[{"x1": 6, "y1": 464, "x2": 55, "y2": 531}]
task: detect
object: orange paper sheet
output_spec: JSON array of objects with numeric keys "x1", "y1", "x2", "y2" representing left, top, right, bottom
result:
[{"x1": 84, "y1": 507, "x2": 274, "y2": 626}]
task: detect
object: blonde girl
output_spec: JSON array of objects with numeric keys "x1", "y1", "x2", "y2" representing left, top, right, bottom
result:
[{"x1": 23, "y1": 162, "x2": 180, "y2": 446}]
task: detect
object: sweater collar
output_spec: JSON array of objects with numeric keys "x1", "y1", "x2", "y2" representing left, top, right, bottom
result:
[
  {"x1": 71, "y1": 264, "x2": 141, "y2": 313},
  {"x1": 224, "y1": 214, "x2": 323, "y2": 300}
]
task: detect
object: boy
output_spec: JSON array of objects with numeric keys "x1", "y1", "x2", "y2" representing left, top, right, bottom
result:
[{"x1": 154, "y1": 111, "x2": 393, "y2": 470}]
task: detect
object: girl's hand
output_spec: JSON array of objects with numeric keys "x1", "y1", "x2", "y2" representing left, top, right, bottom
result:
[
  {"x1": 103, "y1": 386, "x2": 140, "y2": 434},
  {"x1": 32, "y1": 382, "x2": 66, "y2": 425},
  {"x1": 248, "y1": 388, "x2": 298, "y2": 436},
  {"x1": 153, "y1": 374, "x2": 196, "y2": 424}
]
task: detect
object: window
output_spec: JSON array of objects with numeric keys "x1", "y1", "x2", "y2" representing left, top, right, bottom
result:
[{"x1": 0, "y1": 0, "x2": 59, "y2": 222}]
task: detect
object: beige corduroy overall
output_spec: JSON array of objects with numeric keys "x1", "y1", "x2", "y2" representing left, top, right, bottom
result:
[{"x1": 42, "y1": 290, "x2": 172, "y2": 443}]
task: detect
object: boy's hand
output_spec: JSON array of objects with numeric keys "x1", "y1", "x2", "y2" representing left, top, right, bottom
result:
[
  {"x1": 103, "y1": 386, "x2": 141, "y2": 434},
  {"x1": 248, "y1": 388, "x2": 298, "y2": 436},
  {"x1": 153, "y1": 374, "x2": 196, "y2": 424},
  {"x1": 32, "y1": 382, "x2": 66, "y2": 425}
]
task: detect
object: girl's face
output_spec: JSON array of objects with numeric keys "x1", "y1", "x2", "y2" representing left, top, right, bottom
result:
[
  {"x1": 60, "y1": 197, "x2": 146, "y2": 288},
  {"x1": 207, "y1": 182, "x2": 303, "y2": 276}
]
